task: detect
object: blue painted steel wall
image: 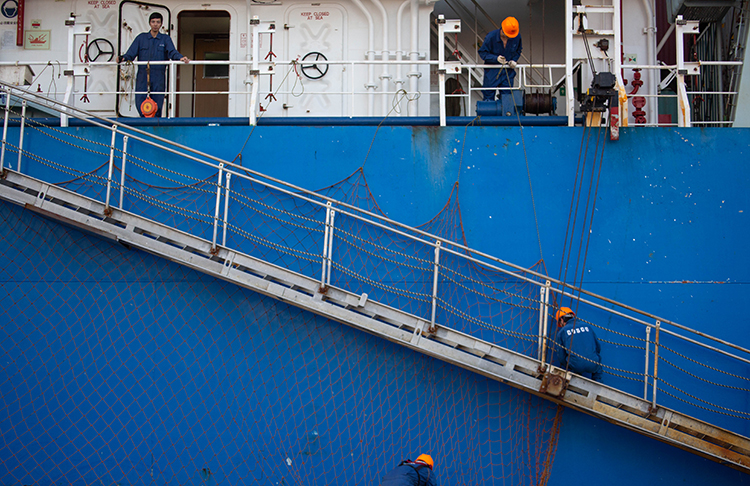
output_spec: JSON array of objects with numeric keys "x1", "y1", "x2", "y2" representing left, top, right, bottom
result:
[
  {"x1": 16, "y1": 125, "x2": 746, "y2": 340},
  {"x1": 2, "y1": 124, "x2": 749, "y2": 484}
]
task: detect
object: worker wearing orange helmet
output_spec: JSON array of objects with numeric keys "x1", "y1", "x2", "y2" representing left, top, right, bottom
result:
[
  {"x1": 379, "y1": 454, "x2": 438, "y2": 486},
  {"x1": 478, "y1": 16, "x2": 523, "y2": 101},
  {"x1": 552, "y1": 307, "x2": 603, "y2": 381}
]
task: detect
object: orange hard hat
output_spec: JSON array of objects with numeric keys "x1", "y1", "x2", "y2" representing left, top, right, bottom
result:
[
  {"x1": 501, "y1": 17, "x2": 520, "y2": 38},
  {"x1": 416, "y1": 454, "x2": 434, "y2": 469},
  {"x1": 556, "y1": 307, "x2": 575, "y2": 325}
]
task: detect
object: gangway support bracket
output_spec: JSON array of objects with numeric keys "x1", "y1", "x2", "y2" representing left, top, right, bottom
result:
[
  {"x1": 411, "y1": 320, "x2": 428, "y2": 346},
  {"x1": 540, "y1": 368, "x2": 570, "y2": 398}
]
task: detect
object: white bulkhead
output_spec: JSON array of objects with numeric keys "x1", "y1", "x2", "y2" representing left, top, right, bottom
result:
[{"x1": 0, "y1": 0, "x2": 436, "y2": 118}]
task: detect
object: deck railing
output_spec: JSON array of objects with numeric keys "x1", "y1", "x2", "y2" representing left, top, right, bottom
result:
[
  {"x1": 3, "y1": 57, "x2": 739, "y2": 127},
  {"x1": 0, "y1": 14, "x2": 742, "y2": 127}
]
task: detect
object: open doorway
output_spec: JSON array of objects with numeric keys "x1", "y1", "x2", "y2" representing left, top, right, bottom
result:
[
  {"x1": 117, "y1": 1, "x2": 173, "y2": 118},
  {"x1": 177, "y1": 11, "x2": 231, "y2": 117}
]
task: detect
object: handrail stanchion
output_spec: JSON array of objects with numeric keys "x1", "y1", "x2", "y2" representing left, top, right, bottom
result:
[
  {"x1": 104, "y1": 125, "x2": 118, "y2": 212},
  {"x1": 438, "y1": 70, "x2": 447, "y2": 127},
  {"x1": 651, "y1": 320, "x2": 661, "y2": 409},
  {"x1": 61, "y1": 16, "x2": 75, "y2": 128},
  {"x1": 16, "y1": 100, "x2": 26, "y2": 172},
  {"x1": 211, "y1": 163, "x2": 224, "y2": 252},
  {"x1": 168, "y1": 62, "x2": 177, "y2": 118},
  {"x1": 326, "y1": 210, "x2": 336, "y2": 287},
  {"x1": 644, "y1": 325, "x2": 652, "y2": 400},
  {"x1": 538, "y1": 286, "x2": 546, "y2": 361},
  {"x1": 539, "y1": 280, "x2": 551, "y2": 363},
  {"x1": 675, "y1": 16, "x2": 700, "y2": 127},
  {"x1": 430, "y1": 241, "x2": 441, "y2": 329},
  {"x1": 350, "y1": 61, "x2": 355, "y2": 118},
  {"x1": 467, "y1": 67, "x2": 473, "y2": 116},
  {"x1": 222, "y1": 173, "x2": 232, "y2": 247},
  {"x1": 0, "y1": 87, "x2": 10, "y2": 172},
  {"x1": 249, "y1": 17, "x2": 260, "y2": 126},
  {"x1": 119, "y1": 136, "x2": 128, "y2": 209},
  {"x1": 320, "y1": 202, "x2": 332, "y2": 288},
  {"x1": 436, "y1": 16, "x2": 460, "y2": 127}
]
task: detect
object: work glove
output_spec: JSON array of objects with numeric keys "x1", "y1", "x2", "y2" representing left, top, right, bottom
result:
[
  {"x1": 509, "y1": 60, "x2": 517, "y2": 69},
  {"x1": 497, "y1": 55, "x2": 506, "y2": 64}
]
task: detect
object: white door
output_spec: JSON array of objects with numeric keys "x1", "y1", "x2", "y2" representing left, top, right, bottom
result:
[{"x1": 284, "y1": 6, "x2": 346, "y2": 117}]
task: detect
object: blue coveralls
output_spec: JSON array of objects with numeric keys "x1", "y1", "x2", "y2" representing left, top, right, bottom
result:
[
  {"x1": 379, "y1": 461, "x2": 438, "y2": 486},
  {"x1": 553, "y1": 318, "x2": 603, "y2": 381},
  {"x1": 478, "y1": 29, "x2": 523, "y2": 101},
  {"x1": 122, "y1": 32, "x2": 184, "y2": 117}
]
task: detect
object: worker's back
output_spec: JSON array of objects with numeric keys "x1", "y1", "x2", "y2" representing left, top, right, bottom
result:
[{"x1": 379, "y1": 461, "x2": 438, "y2": 486}]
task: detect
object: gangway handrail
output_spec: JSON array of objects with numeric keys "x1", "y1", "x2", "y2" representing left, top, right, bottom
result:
[{"x1": 2, "y1": 79, "x2": 749, "y2": 366}]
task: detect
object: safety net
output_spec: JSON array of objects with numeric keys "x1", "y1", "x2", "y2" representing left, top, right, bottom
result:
[
  {"x1": 3, "y1": 112, "x2": 750, "y2": 486},
  {"x1": 0, "y1": 118, "x2": 563, "y2": 486}
]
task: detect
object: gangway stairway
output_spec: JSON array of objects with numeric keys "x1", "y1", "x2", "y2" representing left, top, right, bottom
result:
[
  {"x1": 1, "y1": 167, "x2": 749, "y2": 473},
  {"x1": 1, "y1": 87, "x2": 749, "y2": 474}
]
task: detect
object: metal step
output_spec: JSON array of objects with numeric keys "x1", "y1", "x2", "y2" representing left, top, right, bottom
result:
[{"x1": 1, "y1": 168, "x2": 749, "y2": 473}]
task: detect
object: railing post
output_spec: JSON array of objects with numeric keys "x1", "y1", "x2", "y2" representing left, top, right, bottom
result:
[
  {"x1": 168, "y1": 61, "x2": 177, "y2": 118},
  {"x1": 675, "y1": 15, "x2": 700, "y2": 127},
  {"x1": 222, "y1": 173, "x2": 232, "y2": 247},
  {"x1": 61, "y1": 16, "x2": 80, "y2": 128},
  {"x1": 16, "y1": 100, "x2": 26, "y2": 173},
  {"x1": 119, "y1": 135, "x2": 128, "y2": 209},
  {"x1": 651, "y1": 320, "x2": 661, "y2": 409},
  {"x1": 644, "y1": 324, "x2": 651, "y2": 400},
  {"x1": 565, "y1": 0, "x2": 574, "y2": 126},
  {"x1": 538, "y1": 280, "x2": 551, "y2": 363},
  {"x1": 249, "y1": 16, "x2": 260, "y2": 126},
  {"x1": 0, "y1": 87, "x2": 10, "y2": 173},
  {"x1": 211, "y1": 163, "x2": 224, "y2": 252},
  {"x1": 538, "y1": 286, "x2": 545, "y2": 361},
  {"x1": 437, "y1": 11, "x2": 447, "y2": 128},
  {"x1": 436, "y1": 16, "x2": 462, "y2": 127},
  {"x1": 350, "y1": 61, "x2": 355, "y2": 118},
  {"x1": 104, "y1": 125, "x2": 118, "y2": 212},
  {"x1": 326, "y1": 210, "x2": 336, "y2": 287},
  {"x1": 320, "y1": 202, "x2": 332, "y2": 288},
  {"x1": 430, "y1": 240, "x2": 441, "y2": 329}
]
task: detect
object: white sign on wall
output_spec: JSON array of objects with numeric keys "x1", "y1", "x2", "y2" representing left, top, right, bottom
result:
[{"x1": 24, "y1": 29, "x2": 50, "y2": 50}]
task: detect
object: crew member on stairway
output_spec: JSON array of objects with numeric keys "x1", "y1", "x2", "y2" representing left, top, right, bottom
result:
[
  {"x1": 379, "y1": 454, "x2": 438, "y2": 486},
  {"x1": 479, "y1": 16, "x2": 523, "y2": 101},
  {"x1": 118, "y1": 12, "x2": 190, "y2": 117},
  {"x1": 552, "y1": 307, "x2": 603, "y2": 381}
]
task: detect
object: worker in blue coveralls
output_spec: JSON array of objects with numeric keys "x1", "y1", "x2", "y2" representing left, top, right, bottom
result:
[
  {"x1": 118, "y1": 12, "x2": 189, "y2": 117},
  {"x1": 379, "y1": 454, "x2": 438, "y2": 486},
  {"x1": 478, "y1": 16, "x2": 523, "y2": 101},
  {"x1": 552, "y1": 307, "x2": 603, "y2": 381}
]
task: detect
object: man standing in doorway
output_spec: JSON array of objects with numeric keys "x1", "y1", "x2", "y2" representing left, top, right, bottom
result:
[{"x1": 119, "y1": 12, "x2": 190, "y2": 117}]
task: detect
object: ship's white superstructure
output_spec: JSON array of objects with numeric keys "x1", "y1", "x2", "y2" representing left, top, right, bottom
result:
[{"x1": 0, "y1": 0, "x2": 746, "y2": 126}]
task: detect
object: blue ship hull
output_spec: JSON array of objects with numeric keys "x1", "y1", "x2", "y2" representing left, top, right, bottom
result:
[{"x1": 1, "y1": 124, "x2": 749, "y2": 485}]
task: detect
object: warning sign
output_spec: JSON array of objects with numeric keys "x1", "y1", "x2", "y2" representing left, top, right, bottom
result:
[
  {"x1": 299, "y1": 11, "x2": 330, "y2": 20},
  {"x1": 24, "y1": 29, "x2": 49, "y2": 50}
]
